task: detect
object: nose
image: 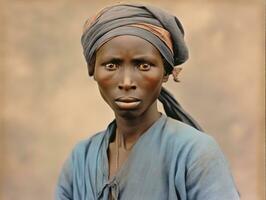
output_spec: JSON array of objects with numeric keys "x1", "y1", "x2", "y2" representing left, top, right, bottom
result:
[{"x1": 118, "y1": 68, "x2": 137, "y2": 91}]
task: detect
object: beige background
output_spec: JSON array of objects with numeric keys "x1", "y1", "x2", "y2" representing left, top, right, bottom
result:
[{"x1": 0, "y1": 0, "x2": 264, "y2": 200}]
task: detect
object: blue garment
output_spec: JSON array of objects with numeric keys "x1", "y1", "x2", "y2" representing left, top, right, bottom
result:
[{"x1": 56, "y1": 114, "x2": 240, "y2": 200}]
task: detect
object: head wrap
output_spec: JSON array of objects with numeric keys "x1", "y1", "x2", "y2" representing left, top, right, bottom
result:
[
  {"x1": 81, "y1": 3, "x2": 188, "y2": 75},
  {"x1": 81, "y1": 3, "x2": 203, "y2": 131}
]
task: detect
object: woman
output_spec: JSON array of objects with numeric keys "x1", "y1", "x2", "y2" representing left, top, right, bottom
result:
[{"x1": 56, "y1": 3, "x2": 240, "y2": 200}]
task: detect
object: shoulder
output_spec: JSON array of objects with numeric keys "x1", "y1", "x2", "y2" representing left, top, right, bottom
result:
[
  {"x1": 71, "y1": 130, "x2": 106, "y2": 157},
  {"x1": 163, "y1": 116, "x2": 225, "y2": 165},
  {"x1": 163, "y1": 116, "x2": 217, "y2": 147},
  {"x1": 56, "y1": 131, "x2": 107, "y2": 199},
  {"x1": 164, "y1": 118, "x2": 241, "y2": 199}
]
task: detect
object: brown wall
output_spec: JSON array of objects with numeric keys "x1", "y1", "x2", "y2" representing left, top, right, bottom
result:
[{"x1": 1, "y1": 0, "x2": 264, "y2": 200}]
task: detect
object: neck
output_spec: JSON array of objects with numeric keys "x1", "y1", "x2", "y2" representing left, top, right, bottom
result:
[{"x1": 114, "y1": 103, "x2": 161, "y2": 148}]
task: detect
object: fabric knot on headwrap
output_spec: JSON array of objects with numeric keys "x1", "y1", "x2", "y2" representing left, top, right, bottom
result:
[{"x1": 81, "y1": 3, "x2": 189, "y2": 76}]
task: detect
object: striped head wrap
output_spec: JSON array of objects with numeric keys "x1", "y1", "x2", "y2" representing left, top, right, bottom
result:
[{"x1": 81, "y1": 3, "x2": 188, "y2": 76}]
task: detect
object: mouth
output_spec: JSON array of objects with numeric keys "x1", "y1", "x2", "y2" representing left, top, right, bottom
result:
[{"x1": 115, "y1": 97, "x2": 141, "y2": 109}]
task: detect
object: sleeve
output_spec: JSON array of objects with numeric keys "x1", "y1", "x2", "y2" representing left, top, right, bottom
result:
[
  {"x1": 185, "y1": 135, "x2": 240, "y2": 200},
  {"x1": 55, "y1": 153, "x2": 74, "y2": 200}
]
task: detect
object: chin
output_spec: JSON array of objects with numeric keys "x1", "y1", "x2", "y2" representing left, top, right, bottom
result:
[{"x1": 115, "y1": 109, "x2": 143, "y2": 119}]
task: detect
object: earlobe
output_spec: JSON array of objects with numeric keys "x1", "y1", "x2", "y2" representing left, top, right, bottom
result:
[
  {"x1": 93, "y1": 74, "x2": 97, "y2": 81},
  {"x1": 172, "y1": 67, "x2": 182, "y2": 82},
  {"x1": 162, "y1": 74, "x2": 169, "y2": 83},
  {"x1": 92, "y1": 65, "x2": 97, "y2": 81}
]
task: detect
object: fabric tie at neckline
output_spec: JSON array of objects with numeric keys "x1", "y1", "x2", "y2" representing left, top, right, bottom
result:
[{"x1": 97, "y1": 179, "x2": 119, "y2": 199}]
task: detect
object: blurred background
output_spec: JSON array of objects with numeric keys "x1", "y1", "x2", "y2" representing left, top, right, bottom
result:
[{"x1": 0, "y1": 0, "x2": 264, "y2": 199}]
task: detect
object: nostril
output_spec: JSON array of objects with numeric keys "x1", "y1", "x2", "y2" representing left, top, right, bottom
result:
[
  {"x1": 118, "y1": 84, "x2": 136, "y2": 90},
  {"x1": 118, "y1": 73, "x2": 136, "y2": 90}
]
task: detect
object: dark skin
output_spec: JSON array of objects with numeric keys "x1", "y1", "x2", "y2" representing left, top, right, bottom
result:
[{"x1": 93, "y1": 35, "x2": 169, "y2": 178}]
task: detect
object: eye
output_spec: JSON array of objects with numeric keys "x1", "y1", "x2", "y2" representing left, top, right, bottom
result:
[
  {"x1": 138, "y1": 63, "x2": 152, "y2": 71},
  {"x1": 104, "y1": 63, "x2": 118, "y2": 71}
]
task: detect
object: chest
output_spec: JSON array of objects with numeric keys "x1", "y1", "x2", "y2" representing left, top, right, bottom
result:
[{"x1": 108, "y1": 141, "x2": 131, "y2": 179}]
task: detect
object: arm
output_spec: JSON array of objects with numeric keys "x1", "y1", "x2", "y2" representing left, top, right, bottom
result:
[
  {"x1": 185, "y1": 136, "x2": 240, "y2": 200},
  {"x1": 55, "y1": 154, "x2": 73, "y2": 200}
]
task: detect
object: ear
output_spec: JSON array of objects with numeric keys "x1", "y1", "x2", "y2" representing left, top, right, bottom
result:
[
  {"x1": 93, "y1": 71, "x2": 98, "y2": 81},
  {"x1": 172, "y1": 67, "x2": 182, "y2": 82},
  {"x1": 162, "y1": 74, "x2": 169, "y2": 83},
  {"x1": 88, "y1": 54, "x2": 96, "y2": 77}
]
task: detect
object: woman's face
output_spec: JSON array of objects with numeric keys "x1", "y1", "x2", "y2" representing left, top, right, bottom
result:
[{"x1": 94, "y1": 35, "x2": 168, "y2": 119}]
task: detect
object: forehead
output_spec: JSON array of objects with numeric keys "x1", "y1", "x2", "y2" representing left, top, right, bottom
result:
[{"x1": 96, "y1": 35, "x2": 162, "y2": 59}]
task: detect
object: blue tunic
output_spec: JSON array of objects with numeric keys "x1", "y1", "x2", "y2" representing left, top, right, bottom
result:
[{"x1": 56, "y1": 114, "x2": 240, "y2": 200}]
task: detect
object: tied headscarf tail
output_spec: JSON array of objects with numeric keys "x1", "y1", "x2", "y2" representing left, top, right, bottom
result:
[{"x1": 158, "y1": 87, "x2": 203, "y2": 131}]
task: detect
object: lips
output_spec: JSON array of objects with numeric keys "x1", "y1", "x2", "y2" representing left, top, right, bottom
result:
[
  {"x1": 115, "y1": 97, "x2": 141, "y2": 109},
  {"x1": 115, "y1": 97, "x2": 140, "y2": 102}
]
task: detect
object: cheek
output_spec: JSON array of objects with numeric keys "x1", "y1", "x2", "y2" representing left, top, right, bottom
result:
[
  {"x1": 94, "y1": 68, "x2": 116, "y2": 90},
  {"x1": 94, "y1": 70, "x2": 117, "y2": 104},
  {"x1": 97, "y1": 82, "x2": 114, "y2": 109},
  {"x1": 96, "y1": 80, "x2": 112, "y2": 101},
  {"x1": 138, "y1": 70, "x2": 164, "y2": 90},
  {"x1": 94, "y1": 67, "x2": 110, "y2": 83}
]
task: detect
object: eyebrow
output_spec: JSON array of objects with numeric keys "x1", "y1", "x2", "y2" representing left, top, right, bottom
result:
[
  {"x1": 100, "y1": 54, "x2": 157, "y2": 61},
  {"x1": 132, "y1": 58, "x2": 155, "y2": 65},
  {"x1": 100, "y1": 57, "x2": 123, "y2": 65},
  {"x1": 132, "y1": 56, "x2": 159, "y2": 66}
]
